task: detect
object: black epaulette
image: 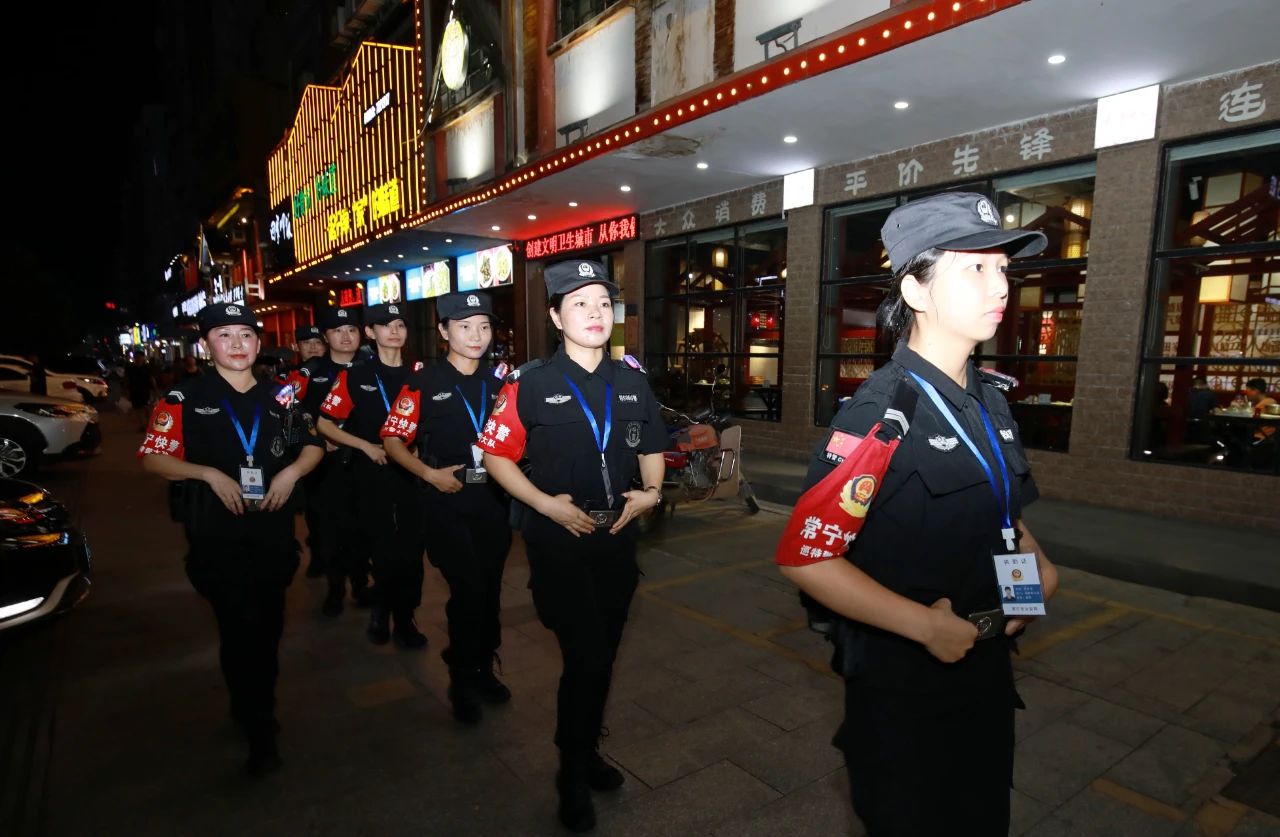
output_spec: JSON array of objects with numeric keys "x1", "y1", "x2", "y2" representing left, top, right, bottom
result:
[
  {"x1": 505, "y1": 358, "x2": 547, "y2": 383},
  {"x1": 616, "y1": 354, "x2": 646, "y2": 375},
  {"x1": 977, "y1": 367, "x2": 1019, "y2": 392}
]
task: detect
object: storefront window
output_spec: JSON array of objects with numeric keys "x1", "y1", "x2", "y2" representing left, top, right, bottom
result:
[
  {"x1": 816, "y1": 164, "x2": 1095, "y2": 445},
  {"x1": 558, "y1": 0, "x2": 623, "y2": 39},
  {"x1": 645, "y1": 221, "x2": 787, "y2": 420},
  {"x1": 1136, "y1": 129, "x2": 1280, "y2": 474}
]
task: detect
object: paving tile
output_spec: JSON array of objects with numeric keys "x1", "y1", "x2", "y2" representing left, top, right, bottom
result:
[
  {"x1": 1011, "y1": 788, "x2": 1052, "y2": 836},
  {"x1": 611, "y1": 706, "x2": 785, "y2": 788},
  {"x1": 710, "y1": 768, "x2": 862, "y2": 837},
  {"x1": 600, "y1": 760, "x2": 781, "y2": 837},
  {"x1": 740, "y1": 678, "x2": 842, "y2": 732},
  {"x1": 1066, "y1": 697, "x2": 1167, "y2": 748},
  {"x1": 633, "y1": 666, "x2": 785, "y2": 726},
  {"x1": 1025, "y1": 786, "x2": 1184, "y2": 837},
  {"x1": 1014, "y1": 721, "x2": 1134, "y2": 807},
  {"x1": 728, "y1": 712, "x2": 845, "y2": 795},
  {"x1": 1015, "y1": 675, "x2": 1094, "y2": 742},
  {"x1": 1104, "y1": 724, "x2": 1228, "y2": 809}
]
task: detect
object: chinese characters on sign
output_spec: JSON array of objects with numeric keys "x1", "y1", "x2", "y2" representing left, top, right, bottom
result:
[
  {"x1": 338, "y1": 285, "x2": 365, "y2": 308},
  {"x1": 1219, "y1": 80, "x2": 1266, "y2": 123},
  {"x1": 295, "y1": 163, "x2": 338, "y2": 218},
  {"x1": 524, "y1": 215, "x2": 638, "y2": 260},
  {"x1": 326, "y1": 177, "x2": 403, "y2": 242}
]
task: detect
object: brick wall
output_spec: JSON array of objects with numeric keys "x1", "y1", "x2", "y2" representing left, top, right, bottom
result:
[
  {"x1": 713, "y1": 0, "x2": 734, "y2": 78},
  {"x1": 634, "y1": 0, "x2": 653, "y2": 112}
]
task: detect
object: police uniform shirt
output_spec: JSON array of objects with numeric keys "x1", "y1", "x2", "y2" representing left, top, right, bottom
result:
[
  {"x1": 137, "y1": 368, "x2": 322, "y2": 534},
  {"x1": 380, "y1": 360, "x2": 506, "y2": 514},
  {"x1": 284, "y1": 355, "x2": 357, "y2": 421},
  {"x1": 479, "y1": 347, "x2": 667, "y2": 545},
  {"x1": 319, "y1": 357, "x2": 414, "y2": 445},
  {"x1": 804, "y1": 343, "x2": 1038, "y2": 695}
]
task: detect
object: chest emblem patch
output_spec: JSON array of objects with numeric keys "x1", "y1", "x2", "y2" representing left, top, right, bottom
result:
[
  {"x1": 313, "y1": 376, "x2": 329, "y2": 384},
  {"x1": 625, "y1": 422, "x2": 642, "y2": 448},
  {"x1": 839, "y1": 475, "x2": 877, "y2": 519},
  {"x1": 359, "y1": 384, "x2": 377, "y2": 392},
  {"x1": 152, "y1": 411, "x2": 175, "y2": 432},
  {"x1": 999, "y1": 428, "x2": 1014, "y2": 442},
  {"x1": 270, "y1": 436, "x2": 286, "y2": 457},
  {"x1": 431, "y1": 391, "x2": 452, "y2": 401},
  {"x1": 545, "y1": 394, "x2": 572, "y2": 405},
  {"x1": 193, "y1": 407, "x2": 221, "y2": 415},
  {"x1": 928, "y1": 435, "x2": 959, "y2": 452},
  {"x1": 396, "y1": 396, "x2": 416, "y2": 416},
  {"x1": 618, "y1": 393, "x2": 639, "y2": 403}
]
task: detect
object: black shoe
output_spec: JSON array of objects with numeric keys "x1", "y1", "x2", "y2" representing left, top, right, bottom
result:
[
  {"x1": 448, "y1": 678, "x2": 482, "y2": 725},
  {"x1": 245, "y1": 738, "x2": 282, "y2": 776},
  {"x1": 351, "y1": 586, "x2": 372, "y2": 608},
  {"x1": 322, "y1": 588, "x2": 343, "y2": 617},
  {"x1": 366, "y1": 607, "x2": 391, "y2": 645},
  {"x1": 392, "y1": 613, "x2": 428, "y2": 649},
  {"x1": 587, "y1": 751, "x2": 624, "y2": 792},
  {"x1": 556, "y1": 752, "x2": 596, "y2": 833},
  {"x1": 476, "y1": 664, "x2": 512, "y2": 704}
]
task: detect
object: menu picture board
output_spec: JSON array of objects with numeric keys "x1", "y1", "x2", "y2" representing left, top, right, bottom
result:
[
  {"x1": 406, "y1": 261, "x2": 451, "y2": 300},
  {"x1": 457, "y1": 245, "x2": 513, "y2": 291}
]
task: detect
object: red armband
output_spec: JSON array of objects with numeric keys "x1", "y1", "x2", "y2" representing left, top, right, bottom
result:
[
  {"x1": 137, "y1": 401, "x2": 186, "y2": 459},
  {"x1": 380, "y1": 386, "x2": 421, "y2": 441},
  {"x1": 319, "y1": 370, "x2": 353, "y2": 421},
  {"x1": 476, "y1": 381, "x2": 526, "y2": 460}
]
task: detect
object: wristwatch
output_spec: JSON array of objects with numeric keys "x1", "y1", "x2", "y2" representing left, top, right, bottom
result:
[{"x1": 644, "y1": 485, "x2": 664, "y2": 505}]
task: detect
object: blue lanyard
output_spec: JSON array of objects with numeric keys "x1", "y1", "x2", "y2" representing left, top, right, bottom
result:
[
  {"x1": 454, "y1": 381, "x2": 488, "y2": 435},
  {"x1": 562, "y1": 374, "x2": 614, "y2": 506},
  {"x1": 221, "y1": 400, "x2": 262, "y2": 467},
  {"x1": 907, "y1": 372, "x2": 1016, "y2": 550},
  {"x1": 374, "y1": 375, "x2": 391, "y2": 413}
]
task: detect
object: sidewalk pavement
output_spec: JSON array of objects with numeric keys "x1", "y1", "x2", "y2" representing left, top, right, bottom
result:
[
  {"x1": 7, "y1": 410, "x2": 1280, "y2": 836},
  {"x1": 745, "y1": 451, "x2": 1280, "y2": 613}
]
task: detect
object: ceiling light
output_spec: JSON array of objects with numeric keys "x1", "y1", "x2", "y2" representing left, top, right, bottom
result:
[
  {"x1": 894, "y1": 101, "x2": 909, "y2": 110},
  {"x1": 491, "y1": 225, "x2": 501, "y2": 231},
  {"x1": 445, "y1": 238, "x2": 453, "y2": 243},
  {"x1": 422, "y1": 246, "x2": 429, "y2": 250},
  {"x1": 528, "y1": 214, "x2": 537, "y2": 220},
  {"x1": 568, "y1": 201, "x2": 579, "y2": 207},
  {"x1": 1005, "y1": 214, "x2": 1016, "y2": 223},
  {"x1": 696, "y1": 162, "x2": 709, "y2": 170},
  {"x1": 783, "y1": 135, "x2": 798, "y2": 143},
  {"x1": 382, "y1": 259, "x2": 389, "y2": 263},
  {"x1": 620, "y1": 185, "x2": 632, "y2": 192},
  {"x1": 1047, "y1": 54, "x2": 1066, "y2": 65}
]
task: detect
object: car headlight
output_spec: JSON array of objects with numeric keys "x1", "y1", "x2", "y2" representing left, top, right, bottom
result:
[{"x1": 16, "y1": 403, "x2": 93, "y2": 419}]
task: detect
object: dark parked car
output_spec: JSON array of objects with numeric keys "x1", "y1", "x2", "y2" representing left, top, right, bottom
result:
[{"x1": 0, "y1": 477, "x2": 91, "y2": 631}]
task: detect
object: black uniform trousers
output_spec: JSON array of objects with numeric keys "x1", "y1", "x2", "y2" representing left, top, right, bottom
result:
[
  {"x1": 185, "y1": 534, "x2": 298, "y2": 738},
  {"x1": 309, "y1": 454, "x2": 368, "y2": 593},
  {"x1": 526, "y1": 536, "x2": 639, "y2": 753},
  {"x1": 838, "y1": 681, "x2": 1015, "y2": 836},
  {"x1": 423, "y1": 497, "x2": 511, "y2": 668},
  {"x1": 353, "y1": 455, "x2": 424, "y2": 614}
]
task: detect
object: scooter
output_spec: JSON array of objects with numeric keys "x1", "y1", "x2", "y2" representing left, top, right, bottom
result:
[{"x1": 651, "y1": 365, "x2": 760, "y2": 522}]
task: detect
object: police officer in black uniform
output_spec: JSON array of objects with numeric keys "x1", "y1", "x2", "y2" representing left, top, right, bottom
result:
[
  {"x1": 318, "y1": 302, "x2": 426, "y2": 648},
  {"x1": 481, "y1": 260, "x2": 667, "y2": 833},
  {"x1": 778, "y1": 192, "x2": 1060, "y2": 835},
  {"x1": 139, "y1": 302, "x2": 323, "y2": 775},
  {"x1": 381, "y1": 291, "x2": 513, "y2": 724},
  {"x1": 283, "y1": 307, "x2": 370, "y2": 613},
  {"x1": 289, "y1": 323, "x2": 328, "y2": 577}
]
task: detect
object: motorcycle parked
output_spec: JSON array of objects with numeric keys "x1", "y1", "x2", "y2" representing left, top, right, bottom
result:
[{"x1": 650, "y1": 366, "x2": 760, "y2": 522}]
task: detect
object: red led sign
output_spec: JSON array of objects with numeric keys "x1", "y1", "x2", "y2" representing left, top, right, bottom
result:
[
  {"x1": 525, "y1": 214, "x2": 637, "y2": 260},
  {"x1": 338, "y1": 285, "x2": 365, "y2": 308}
]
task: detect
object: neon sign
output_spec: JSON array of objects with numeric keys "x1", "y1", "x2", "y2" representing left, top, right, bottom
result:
[
  {"x1": 525, "y1": 215, "x2": 637, "y2": 260},
  {"x1": 338, "y1": 285, "x2": 365, "y2": 308},
  {"x1": 363, "y1": 91, "x2": 393, "y2": 126},
  {"x1": 327, "y1": 177, "x2": 402, "y2": 241}
]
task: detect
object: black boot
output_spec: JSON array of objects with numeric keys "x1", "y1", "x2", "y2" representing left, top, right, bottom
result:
[
  {"x1": 366, "y1": 606, "x2": 391, "y2": 645},
  {"x1": 447, "y1": 670, "x2": 482, "y2": 725},
  {"x1": 586, "y1": 750, "x2": 624, "y2": 791},
  {"x1": 476, "y1": 655, "x2": 512, "y2": 704},
  {"x1": 350, "y1": 583, "x2": 372, "y2": 608},
  {"x1": 321, "y1": 584, "x2": 343, "y2": 617},
  {"x1": 244, "y1": 721, "x2": 282, "y2": 777},
  {"x1": 392, "y1": 610, "x2": 428, "y2": 649},
  {"x1": 556, "y1": 750, "x2": 596, "y2": 833}
]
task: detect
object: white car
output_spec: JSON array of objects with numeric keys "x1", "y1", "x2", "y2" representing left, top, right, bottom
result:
[
  {"x1": 0, "y1": 392, "x2": 101, "y2": 477},
  {"x1": 0, "y1": 361, "x2": 109, "y2": 403}
]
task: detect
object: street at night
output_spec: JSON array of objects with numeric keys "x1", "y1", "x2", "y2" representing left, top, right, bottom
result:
[{"x1": 3, "y1": 412, "x2": 1277, "y2": 836}]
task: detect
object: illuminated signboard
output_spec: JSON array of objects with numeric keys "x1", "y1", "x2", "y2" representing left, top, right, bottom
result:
[
  {"x1": 338, "y1": 285, "x2": 365, "y2": 308},
  {"x1": 457, "y1": 245, "x2": 513, "y2": 291},
  {"x1": 406, "y1": 261, "x2": 451, "y2": 301},
  {"x1": 366, "y1": 273, "x2": 404, "y2": 306},
  {"x1": 179, "y1": 290, "x2": 207, "y2": 318},
  {"x1": 267, "y1": 42, "x2": 424, "y2": 265},
  {"x1": 525, "y1": 215, "x2": 637, "y2": 260},
  {"x1": 267, "y1": 199, "x2": 296, "y2": 271},
  {"x1": 440, "y1": 19, "x2": 469, "y2": 91}
]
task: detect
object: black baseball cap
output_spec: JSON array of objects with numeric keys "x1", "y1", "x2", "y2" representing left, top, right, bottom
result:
[
  {"x1": 881, "y1": 192, "x2": 1047, "y2": 272},
  {"x1": 295, "y1": 324, "x2": 322, "y2": 342},
  {"x1": 364, "y1": 302, "x2": 408, "y2": 326},
  {"x1": 197, "y1": 302, "x2": 259, "y2": 335},
  {"x1": 437, "y1": 291, "x2": 494, "y2": 322},
  {"x1": 318, "y1": 306, "x2": 360, "y2": 331},
  {"x1": 544, "y1": 259, "x2": 619, "y2": 300}
]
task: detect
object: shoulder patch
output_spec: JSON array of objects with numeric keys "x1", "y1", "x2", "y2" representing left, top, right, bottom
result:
[
  {"x1": 505, "y1": 358, "x2": 547, "y2": 383},
  {"x1": 977, "y1": 367, "x2": 1019, "y2": 392},
  {"x1": 165, "y1": 390, "x2": 184, "y2": 404}
]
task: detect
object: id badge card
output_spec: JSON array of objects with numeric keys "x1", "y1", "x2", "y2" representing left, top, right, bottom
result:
[
  {"x1": 239, "y1": 466, "x2": 266, "y2": 501},
  {"x1": 466, "y1": 444, "x2": 487, "y2": 483},
  {"x1": 994, "y1": 552, "x2": 1046, "y2": 617}
]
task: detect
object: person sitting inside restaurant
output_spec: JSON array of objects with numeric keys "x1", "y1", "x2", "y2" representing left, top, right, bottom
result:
[{"x1": 1244, "y1": 378, "x2": 1277, "y2": 418}]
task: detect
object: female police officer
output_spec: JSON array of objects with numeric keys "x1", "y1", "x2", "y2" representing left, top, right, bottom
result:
[
  {"x1": 381, "y1": 291, "x2": 512, "y2": 725},
  {"x1": 139, "y1": 302, "x2": 323, "y2": 775},
  {"x1": 778, "y1": 192, "x2": 1060, "y2": 836},
  {"x1": 318, "y1": 302, "x2": 425, "y2": 648},
  {"x1": 480, "y1": 260, "x2": 666, "y2": 833}
]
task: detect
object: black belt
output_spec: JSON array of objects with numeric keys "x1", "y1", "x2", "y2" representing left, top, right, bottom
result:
[{"x1": 966, "y1": 608, "x2": 1005, "y2": 641}]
